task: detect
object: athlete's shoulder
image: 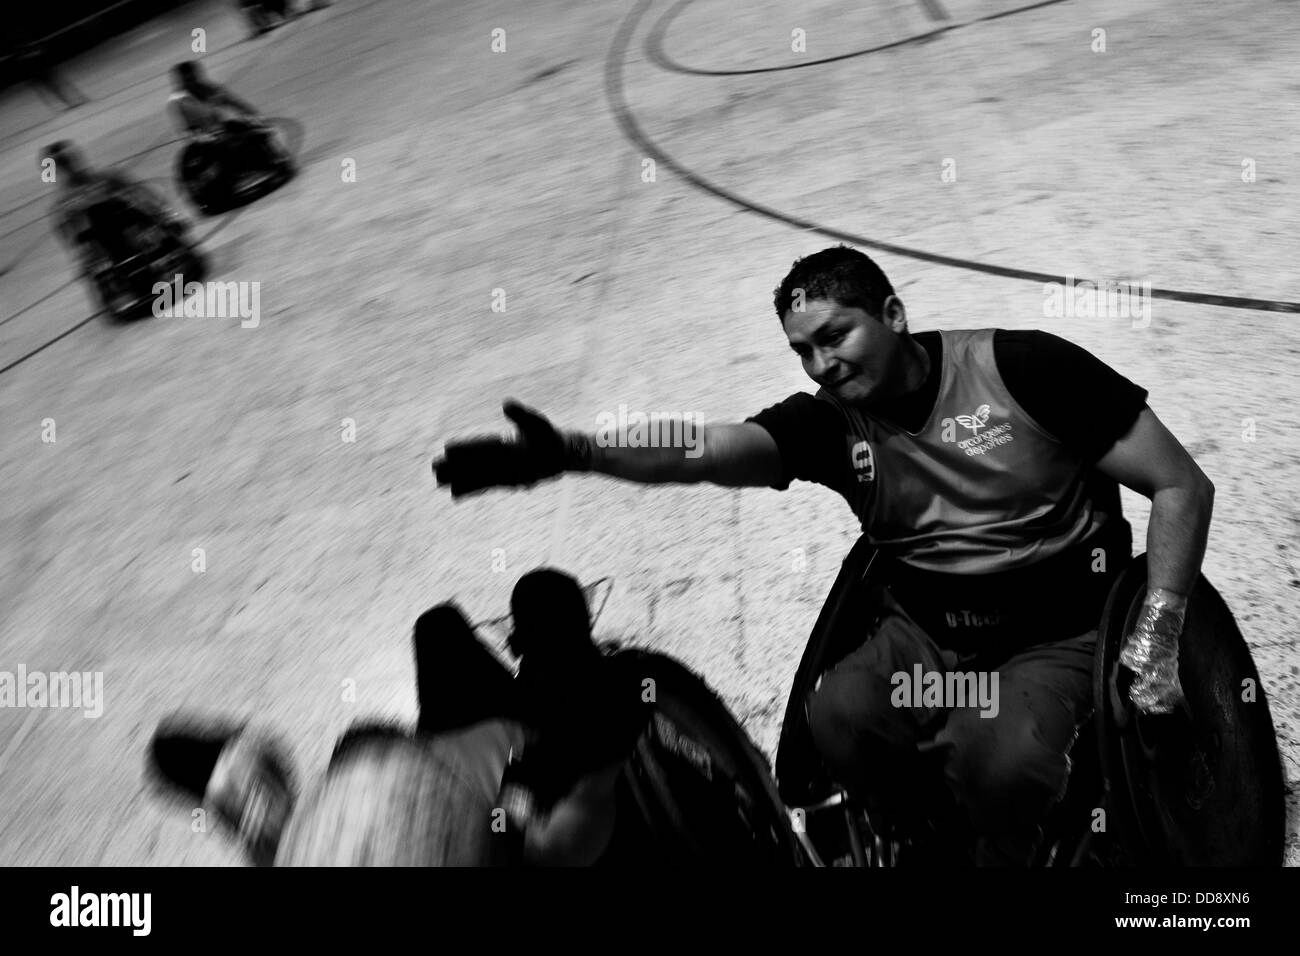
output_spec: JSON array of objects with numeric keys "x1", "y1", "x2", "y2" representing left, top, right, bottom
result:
[
  {"x1": 993, "y1": 328, "x2": 1094, "y2": 355},
  {"x1": 747, "y1": 388, "x2": 844, "y2": 435},
  {"x1": 749, "y1": 389, "x2": 832, "y2": 416}
]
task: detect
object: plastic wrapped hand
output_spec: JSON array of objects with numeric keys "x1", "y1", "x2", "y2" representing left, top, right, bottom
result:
[{"x1": 1118, "y1": 588, "x2": 1188, "y2": 714}]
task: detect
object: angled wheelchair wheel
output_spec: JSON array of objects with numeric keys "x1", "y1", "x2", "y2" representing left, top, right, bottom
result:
[
  {"x1": 1095, "y1": 554, "x2": 1286, "y2": 865},
  {"x1": 613, "y1": 649, "x2": 805, "y2": 866},
  {"x1": 213, "y1": 122, "x2": 296, "y2": 208},
  {"x1": 775, "y1": 536, "x2": 885, "y2": 807},
  {"x1": 177, "y1": 141, "x2": 224, "y2": 215},
  {"x1": 1033, "y1": 719, "x2": 1142, "y2": 867}
]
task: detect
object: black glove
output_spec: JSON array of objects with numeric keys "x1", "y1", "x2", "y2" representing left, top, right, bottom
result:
[{"x1": 433, "y1": 400, "x2": 585, "y2": 499}]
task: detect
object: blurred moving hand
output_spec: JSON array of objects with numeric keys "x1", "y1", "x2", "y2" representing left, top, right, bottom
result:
[{"x1": 433, "y1": 400, "x2": 586, "y2": 499}]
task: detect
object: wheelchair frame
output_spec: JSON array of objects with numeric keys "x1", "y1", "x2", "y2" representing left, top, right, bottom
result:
[
  {"x1": 176, "y1": 124, "x2": 296, "y2": 216},
  {"x1": 70, "y1": 198, "x2": 204, "y2": 320}
]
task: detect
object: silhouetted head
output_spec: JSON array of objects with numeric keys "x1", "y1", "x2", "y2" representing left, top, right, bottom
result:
[
  {"x1": 508, "y1": 569, "x2": 604, "y2": 732},
  {"x1": 508, "y1": 568, "x2": 595, "y2": 664}
]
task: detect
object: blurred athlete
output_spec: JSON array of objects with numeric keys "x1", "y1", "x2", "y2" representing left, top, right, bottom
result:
[
  {"x1": 168, "y1": 61, "x2": 280, "y2": 169},
  {"x1": 45, "y1": 141, "x2": 188, "y2": 264},
  {"x1": 148, "y1": 603, "x2": 526, "y2": 866}
]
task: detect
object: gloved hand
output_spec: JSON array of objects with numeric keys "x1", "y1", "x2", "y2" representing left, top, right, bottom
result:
[
  {"x1": 1118, "y1": 588, "x2": 1187, "y2": 714},
  {"x1": 433, "y1": 400, "x2": 588, "y2": 499}
]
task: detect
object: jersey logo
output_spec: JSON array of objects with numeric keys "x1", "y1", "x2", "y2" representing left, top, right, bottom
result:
[
  {"x1": 954, "y1": 403, "x2": 991, "y2": 434},
  {"x1": 942, "y1": 403, "x2": 1016, "y2": 457},
  {"x1": 850, "y1": 440, "x2": 875, "y2": 484}
]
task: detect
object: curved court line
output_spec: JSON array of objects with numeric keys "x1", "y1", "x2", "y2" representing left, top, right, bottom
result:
[
  {"x1": 648, "y1": 0, "x2": 1069, "y2": 77},
  {"x1": 609, "y1": 0, "x2": 1300, "y2": 314}
]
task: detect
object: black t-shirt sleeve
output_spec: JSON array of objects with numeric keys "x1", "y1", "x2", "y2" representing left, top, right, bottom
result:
[
  {"x1": 993, "y1": 330, "x2": 1148, "y2": 463},
  {"x1": 745, "y1": 392, "x2": 846, "y2": 491}
]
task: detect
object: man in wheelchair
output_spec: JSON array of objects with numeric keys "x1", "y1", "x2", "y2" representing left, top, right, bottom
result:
[
  {"x1": 46, "y1": 140, "x2": 198, "y2": 316},
  {"x1": 47, "y1": 141, "x2": 190, "y2": 258},
  {"x1": 168, "y1": 61, "x2": 291, "y2": 210},
  {"x1": 433, "y1": 245, "x2": 1216, "y2": 865}
]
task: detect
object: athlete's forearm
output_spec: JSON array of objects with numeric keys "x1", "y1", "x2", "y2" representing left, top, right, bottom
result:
[
  {"x1": 579, "y1": 434, "x2": 714, "y2": 484},
  {"x1": 435, "y1": 408, "x2": 779, "y2": 498},
  {"x1": 570, "y1": 423, "x2": 779, "y2": 488},
  {"x1": 1143, "y1": 478, "x2": 1214, "y2": 600}
]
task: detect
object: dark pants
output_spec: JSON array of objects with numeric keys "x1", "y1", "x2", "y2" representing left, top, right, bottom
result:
[{"x1": 806, "y1": 590, "x2": 1095, "y2": 865}]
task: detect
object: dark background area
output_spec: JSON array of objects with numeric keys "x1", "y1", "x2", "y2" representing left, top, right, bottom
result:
[{"x1": 2, "y1": 1, "x2": 208, "y2": 87}]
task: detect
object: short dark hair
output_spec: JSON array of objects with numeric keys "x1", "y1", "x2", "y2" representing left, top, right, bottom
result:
[{"x1": 773, "y1": 245, "x2": 895, "y2": 322}]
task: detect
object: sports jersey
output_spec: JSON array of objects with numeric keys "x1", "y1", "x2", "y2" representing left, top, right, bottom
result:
[{"x1": 748, "y1": 329, "x2": 1148, "y2": 643}]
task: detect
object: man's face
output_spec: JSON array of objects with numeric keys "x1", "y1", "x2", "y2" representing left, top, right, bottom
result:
[{"x1": 782, "y1": 297, "x2": 910, "y2": 406}]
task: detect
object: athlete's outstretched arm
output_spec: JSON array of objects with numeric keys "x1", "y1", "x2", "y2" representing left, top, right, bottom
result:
[
  {"x1": 586, "y1": 421, "x2": 783, "y2": 487},
  {"x1": 433, "y1": 401, "x2": 783, "y2": 498}
]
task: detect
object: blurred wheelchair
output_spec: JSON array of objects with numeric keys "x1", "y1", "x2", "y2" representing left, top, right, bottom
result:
[
  {"x1": 239, "y1": 0, "x2": 292, "y2": 38},
  {"x1": 67, "y1": 196, "x2": 206, "y2": 320},
  {"x1": 773, "y1": 536, "x2": 1287, "y2": 867},
  {"x1": 146, "y1": 576, "x2": 806, "y2": 867},
  {"x1": 175, "y1": 119, "x2": 295, "y2": 216}
]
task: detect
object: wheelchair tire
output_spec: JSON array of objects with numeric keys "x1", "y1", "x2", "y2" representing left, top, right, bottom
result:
[
  {"x1": 1095, "y1": 554, "x2": 1287, "y2": 865},
  {"x1": 88, "y1": 263, "x2": 140, "y2": 320},
  {"x1": 774, "y1": 536, "x2": 885, "y2": 806},
  {"x1": 612, "y1": 648, "x2": 806, "y2": 866},
  {"x1": 177, "y1": 141, "x2": 223, "y2": 216}
]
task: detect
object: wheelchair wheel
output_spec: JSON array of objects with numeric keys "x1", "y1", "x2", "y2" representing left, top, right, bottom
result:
[
  {"x1": 266, "y1": 129, "x2": 297, "y2": 179},
  {"x1": 242, "y1": 125, "x2": 296, "y2": 192},
  {"x1": 1096, "y1": 554, "x2": 1286, "y2": 865},
  {"x1": 177, "y1": 141, "x2": 224, "y2": 215},
  {"x1": 775, "y1": 536, "x2": 885, "y2": 806},
  {"x1": 88, "y1": 261, "x2": 140, "y2": 319},
  {"x1": 612, "y1": 648, "x2": 805, "y2": 866},
  {"x1": 1033, "y1": 720, "x2": 1140, "y2": 867}
]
